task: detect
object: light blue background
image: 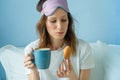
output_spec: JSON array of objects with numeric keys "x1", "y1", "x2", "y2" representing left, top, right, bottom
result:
[{"x1": 0, "y1": 0, "x2": 120, "y2": 47}]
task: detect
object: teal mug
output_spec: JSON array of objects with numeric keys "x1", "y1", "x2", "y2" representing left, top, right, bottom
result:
[{"x1": 33, "y1": 48, "x2": 51, "y2": 69}]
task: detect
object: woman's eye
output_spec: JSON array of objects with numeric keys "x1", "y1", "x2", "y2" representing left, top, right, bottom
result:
[
  {"x1": 50, "y1": 20, "x2": 56, "y2": 23},
  {"x1": 61, "y1": 19, "x2": 67, "y2": 22}
]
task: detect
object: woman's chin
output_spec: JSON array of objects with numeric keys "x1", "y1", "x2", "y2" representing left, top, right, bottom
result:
[{"x1": 54, "y1": 36, "x2": 64, "y2": 40}]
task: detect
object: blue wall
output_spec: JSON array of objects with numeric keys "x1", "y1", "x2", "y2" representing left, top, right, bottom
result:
[
  {"x1": 0, "y1": 0, "x2": 39, "y2": 47},
  {"x1": 0, "y1": 0, "x2": 120, "y2": 47},
  {"x1": 70, "y1": 0, "x2": 120, "y2": 45}
]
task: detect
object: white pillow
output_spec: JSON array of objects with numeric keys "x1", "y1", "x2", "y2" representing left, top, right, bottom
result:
[
  {"x1": 0, "y1": 45, "x2": 27, "y2": 80},
  {"x1": 103, "y1": 45, "x2": 120, "y2": 80},
  {"x1": 90, "y1": 40, "x2": 120, "y2": 80},
  {"x1": 90, "y1": 40, "x2": 106, "y2": 80}
]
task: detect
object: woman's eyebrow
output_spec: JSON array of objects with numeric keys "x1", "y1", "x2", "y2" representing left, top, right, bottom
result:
[{"x1": 61, "y1": 15, "x2": 67, "y2": 18}]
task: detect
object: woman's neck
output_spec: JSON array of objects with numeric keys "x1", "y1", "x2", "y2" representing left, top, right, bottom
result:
[{"x1": 50, "y1": 39, "x2": 64, "y2": 50}]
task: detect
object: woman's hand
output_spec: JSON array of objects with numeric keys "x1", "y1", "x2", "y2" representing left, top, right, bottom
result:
[
  {"x1": 24, "y1": 48, "x2": 36, "y2": 70},
  {"x1": 24, "y1": 48, "x2": 40, "y2": 80},
  {"x1": 56, "y1": 58, "x2": 77, "y2": 80}
]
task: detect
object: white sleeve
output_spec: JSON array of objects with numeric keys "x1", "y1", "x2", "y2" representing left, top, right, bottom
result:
[
  {"x1": 24, "y1": 39, "x2": 39, "y2": 54},
  {"x1": 80, "y1": 43, "x2": 95, "y2": 69},
  {"x1": 24, "y1": 39, "x2": 39, "y2": 74}
]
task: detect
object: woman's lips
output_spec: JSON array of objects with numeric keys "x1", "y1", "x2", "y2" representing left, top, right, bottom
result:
[{"x1": 56, "y1": 32, "x2": 64, "y2": 35}]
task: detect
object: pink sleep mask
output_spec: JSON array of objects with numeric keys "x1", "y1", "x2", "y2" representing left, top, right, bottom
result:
[{"x1": 40, "y1": 0, "x2": 69, "y2": 16}]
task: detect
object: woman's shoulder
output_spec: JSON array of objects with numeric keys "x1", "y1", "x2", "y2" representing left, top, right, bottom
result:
[
  {"x1": 77, "y1": 38, "x2": 89, "y2": 45},
  {"x1": 26, "y1": 39, "x2": 39, "y2": 48},
  {"x1": 76, "y1": 38, "x2": 91, "y2": 49},
  {"x1": 24, "y1": 39, "x2": 40, "y2": 54}
]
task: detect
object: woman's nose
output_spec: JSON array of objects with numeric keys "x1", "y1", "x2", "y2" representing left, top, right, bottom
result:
[{"x1": 56, "y1": 22, "x2": 62, "y2": 29}]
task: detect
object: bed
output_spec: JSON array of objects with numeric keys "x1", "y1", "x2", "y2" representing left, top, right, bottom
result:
[{"x1": 0, "y1": 40, "x2": 120, "y2": 80}]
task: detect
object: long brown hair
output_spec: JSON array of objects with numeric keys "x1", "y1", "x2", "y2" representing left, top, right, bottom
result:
[{"x1": 36, "y1": 0, "x2": 77, "y2": 55}]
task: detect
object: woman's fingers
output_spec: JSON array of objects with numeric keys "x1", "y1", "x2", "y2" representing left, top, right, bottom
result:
[
  {"x1": 57, "y1": 58, "x2": 72, "y2": 77},
  {"x1": 57, "y1": 62, "x2": 65, "y2": 77},
  {"x1": 64, "y1": 58, "x2": 71, "y2": 75},
  {"x1": 24, "y1": 54, "x2": 34, "y2": 63},
  {"x1": 24, "y1": 54, "x2": 35, "y2": 68},
  {"x1": 57, "y1": 67, "x2": 63, "y2": 77},
  {"x1": 61, "y1": 62, "x2": 66, "y2": 76},
  {"x1": 27, "y1": 62, "x2": 35, "y2": 68}
]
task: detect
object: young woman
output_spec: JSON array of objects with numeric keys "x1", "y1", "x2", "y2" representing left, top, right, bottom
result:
[{"x1": 24, "y1": 0, "x2": 95, "y2": 80}]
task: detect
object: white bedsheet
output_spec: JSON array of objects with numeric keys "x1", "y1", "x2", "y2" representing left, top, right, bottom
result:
[{"x1": 0, "y1": 45, "x2": 27, "y2": 80}]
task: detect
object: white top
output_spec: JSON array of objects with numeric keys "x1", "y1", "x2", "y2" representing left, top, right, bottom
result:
[{"x1": 24, "y1": 39, "x2": 95, "y2": 80}]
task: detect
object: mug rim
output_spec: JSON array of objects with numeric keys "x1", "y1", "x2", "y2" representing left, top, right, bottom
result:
[{"x1": 35, "y1": 48, "x2": 50, "y2": 51}]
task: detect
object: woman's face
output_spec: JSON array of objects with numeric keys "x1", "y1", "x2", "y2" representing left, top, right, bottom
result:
[{"x1": 46, "y1": 8, "x2": 69, "y2": 40}]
